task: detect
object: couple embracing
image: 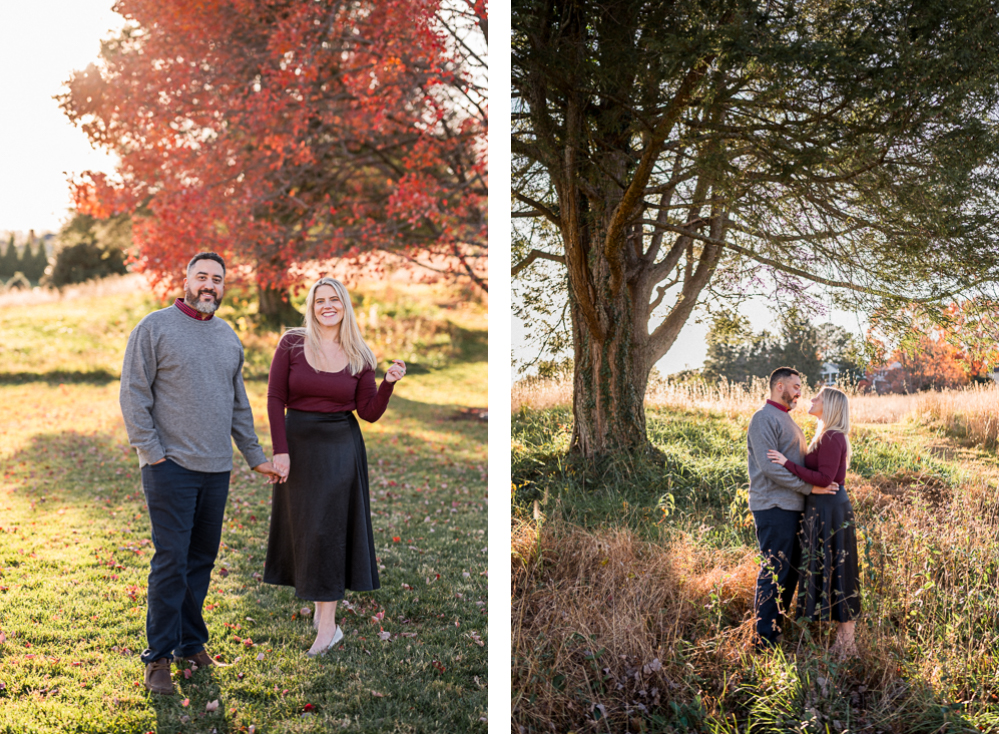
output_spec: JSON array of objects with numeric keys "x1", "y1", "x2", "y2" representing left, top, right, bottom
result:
[
  {"x1": 747, "y1": 367, "x2": 860, "y2": 658},
  {"x1": 120, "y1": 252, "x2": 406, "y2": 694}
]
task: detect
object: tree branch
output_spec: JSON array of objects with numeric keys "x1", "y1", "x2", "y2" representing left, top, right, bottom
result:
[
  {"x1": 511, "y1": 248, "x2": 566, "y2": 277},
  {"x1": 603, "y1": 57, "x2": 714, "y2": 295},
  {"x1": 513, "y1": 192, "x2": 560, "y2": 226},
  {"x1": 652, "y1": 223, "x2": 986, "y2": 303}
]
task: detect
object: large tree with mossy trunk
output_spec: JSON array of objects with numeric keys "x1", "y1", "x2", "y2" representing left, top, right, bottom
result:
[{"x1": 511, "y1": 0, "x2": 997, "y2": 459}]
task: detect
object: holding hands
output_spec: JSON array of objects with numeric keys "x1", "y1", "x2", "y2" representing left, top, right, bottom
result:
[
  {"x1": 253, "y1": 461, "x2": 284, "y2": 484},
  {"x1": 272, "y1": 453, "x2": 290, "y2": 484}
]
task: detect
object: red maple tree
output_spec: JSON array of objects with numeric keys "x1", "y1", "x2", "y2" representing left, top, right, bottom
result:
[{"x1": 60, "y1": 0, "x2": 487, "y2": 321}]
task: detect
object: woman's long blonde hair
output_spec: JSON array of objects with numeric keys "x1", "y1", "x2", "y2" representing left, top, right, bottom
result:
[
  {"x1": 286, "y1": 277, "x2": 376, "y2": 375},
  {"x1": 809, "y1": 386, "x2": 852, "y2": 468}
]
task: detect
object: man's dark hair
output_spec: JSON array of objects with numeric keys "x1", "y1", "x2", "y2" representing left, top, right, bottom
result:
[
  {"x1": 186, "y1": 252, "x2": 226, "y2": 275},
  {"x1": 769, "y1": 367, "x2": 800, "y2": 391}
]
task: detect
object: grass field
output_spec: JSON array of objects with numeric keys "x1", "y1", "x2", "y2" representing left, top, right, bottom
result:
[
  {"x1": 0, "y1": 281, "x2": 488, "y2": 734},
  {"x1": 512, "y1": 380, "x2": 998, "y2": 734}
]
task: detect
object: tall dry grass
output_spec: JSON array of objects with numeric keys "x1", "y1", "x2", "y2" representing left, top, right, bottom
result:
[
  {"x1": 512, "y1": 373, "x2": 998, "y2": 732},
  {"x1": 513, "y1": 465, "x2": 998, "y2": 733},
  {"x1": 512, "y1": 374, "x2": 999, "y2": 449}
]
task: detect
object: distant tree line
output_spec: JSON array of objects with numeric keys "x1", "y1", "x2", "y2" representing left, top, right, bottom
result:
[
  {"x1": 0, "y1": 214, "x2": 131, "y2": 290},
  {"x1": 0, "y1": 234, "x2": 50, "y2": 283},
  {"x1": 700, "y1": 309, "x2": 994, "y2": 392},
  {"x1": 701, "y1": 313, "x2": 866, "y2": 388}
]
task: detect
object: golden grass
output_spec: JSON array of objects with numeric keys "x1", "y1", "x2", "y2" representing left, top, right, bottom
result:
[{"x1": 0, "y1": 273, "x2": 149, "y2": 307}]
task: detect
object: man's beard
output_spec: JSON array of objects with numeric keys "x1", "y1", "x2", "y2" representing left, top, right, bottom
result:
[
  {"x1": 781, "y1": 388, "x2": 796, "y2": 407},
  {"x1": 185, "y1": 287, "x2": 221, "y2": 314}
]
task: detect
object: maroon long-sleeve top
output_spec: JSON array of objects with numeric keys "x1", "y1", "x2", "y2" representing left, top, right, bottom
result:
[
  {"x1": 784, "y1": 431, "x2": 848, "y2": 487},
  {"x1": 266, "y1": 333, "x2": 394, "y2": 454}
]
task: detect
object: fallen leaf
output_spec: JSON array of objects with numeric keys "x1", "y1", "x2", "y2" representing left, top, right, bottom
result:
[
  {"x1": 302, "y1": 703, "x2": 315, "y2": 712},
  {"x1": 256, "y1": 652, "x2": 265, "y2": 661},
  {"x1": 642, "y1": 658, "x2": 662, "y2": 675},
  {"x1": 218, "y1": 568, "x2": 229, "y2": 578},
  {"x1": 300, "y1": 607, "x2": 312, "y2": 617},
  {"x1": 370, "y1": 690, "x2": 385, "y2": 697},
  {"x1": 183, "y1": 669, "x2": 192, "y2": 679},
  {"x1": 179, "y1": 715, "x2": 191, "y2": 724},
  {"x1": 379, "y1": 631, "x2": 391, "y2": 641},
  {"x1": 181, "y1": 698, "x2": 190, "y2": 707},
  {"x1": 206, "y1": 699, "x2": 219, "y2": 712},
  {"x1": 0, "y1": 631, "x2": 5, "y2": 644}
]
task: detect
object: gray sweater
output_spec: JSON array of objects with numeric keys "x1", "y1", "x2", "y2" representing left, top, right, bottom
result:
[
  {"x1": 746, "y1": 402, "x2": 813, "y2": 512},
  {"x1": 120, "y1": 304, "x2": 268, "y2": 472}
]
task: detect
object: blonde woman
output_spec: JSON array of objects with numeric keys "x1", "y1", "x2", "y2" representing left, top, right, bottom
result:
[
  {"x1": 264, "y1": 277, "x2": 405, "y2": 656},
  {"x1": 767, "y1": 386, "x2": 860, "y2": 658}
]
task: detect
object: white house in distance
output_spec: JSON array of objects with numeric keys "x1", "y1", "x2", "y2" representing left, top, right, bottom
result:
[{"x1": 819, "y1": 362, "x2": 840, "y2": 386}]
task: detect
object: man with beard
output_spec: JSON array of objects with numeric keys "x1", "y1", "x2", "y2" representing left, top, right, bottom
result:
[
  {"x1": 746, "y1": 367, "x2": 838, "y2": 650},
  {"x1": 120, "y1": 252, "x2": 283, "y2": 694}
]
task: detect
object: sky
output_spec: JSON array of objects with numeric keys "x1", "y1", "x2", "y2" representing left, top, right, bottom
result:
[{"x1": 0, "y1": 2, "x2": 125, "y2": 235}]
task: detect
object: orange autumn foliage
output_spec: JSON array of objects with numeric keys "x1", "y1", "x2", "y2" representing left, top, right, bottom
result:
[{"x1": 59, "y1": 0, "x2": 487, "y2": 295}]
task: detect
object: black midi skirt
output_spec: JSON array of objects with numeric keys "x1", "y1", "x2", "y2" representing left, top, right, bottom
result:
[
  {"x1": 796, "y1": 485, "x2": 861, "y2": 622},
  {"x1": 263, "y1": 409, "x2": 379, "y2": 601}
]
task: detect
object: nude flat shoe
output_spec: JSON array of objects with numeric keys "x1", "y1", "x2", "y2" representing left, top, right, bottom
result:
[{"x1": 306, "y1": 625, "x2": 343, "y2": 658}]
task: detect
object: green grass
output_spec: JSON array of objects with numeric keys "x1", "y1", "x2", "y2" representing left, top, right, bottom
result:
[
  {"x1": 0, "y1": 283, "x2": 488, "y2": 733},
  {"x1": 512, "y1": 405, "x2": 998, "y2": 734}
]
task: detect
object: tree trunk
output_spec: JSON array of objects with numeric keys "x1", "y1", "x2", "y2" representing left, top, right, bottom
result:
[
  {"x1": 257, "y1": 282, "x2": 301, "y2": 330},
  {"x1": 569, "y1": 283, "x2": 651, "y2": 457}
]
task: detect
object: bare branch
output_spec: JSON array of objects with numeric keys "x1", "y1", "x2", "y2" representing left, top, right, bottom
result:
[
  {"x1": 513, "y1": 192, "x2": 560, "y2": 226},
  {"x1": 512, "y1": 248, "x2": 566, "y2": 277}
]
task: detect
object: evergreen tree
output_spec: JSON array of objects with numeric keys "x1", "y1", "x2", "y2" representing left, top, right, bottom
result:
[
  {"x1": 23, "y1": 241, "x2": 49, "y2": 281},
  {"x1": 773, "y1": 315, "x2": 823, "y2": 386},
  {"x1": 0, "y1": 236, "x2": 18, "y2": 279}
]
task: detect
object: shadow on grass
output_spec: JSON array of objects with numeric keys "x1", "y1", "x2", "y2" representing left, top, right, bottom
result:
[
  {"x1": 447, "y1": 323, "x2": 487, "y2": 363},
  {"x1": 3, "y1": 423, "x2": 488, "y2": 733},
  {"x1": 0, "y1": 369, "x2": 119, "y2": 385}
]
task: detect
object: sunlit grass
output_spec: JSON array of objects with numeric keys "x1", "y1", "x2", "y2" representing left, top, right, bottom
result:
[
  {"x1": 0, "y1": 281, "x2": 488, "y2": 734},
  {"x1": 512, "y1": 401, "x2": 998, "y2": 734}
]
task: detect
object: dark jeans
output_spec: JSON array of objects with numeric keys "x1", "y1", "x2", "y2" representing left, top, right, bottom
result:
[
  {"x1": 752, "y1": 507, "x2": 803, "y2": 647},
  {"x1": 140, "y1": 459, "x2": 230, "y2": 664}
]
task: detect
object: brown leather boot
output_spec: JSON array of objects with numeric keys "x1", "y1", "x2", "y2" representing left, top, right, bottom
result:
[
  {"x1": 144, "y1": 657, "x2": 174, "y2": 694},
  {"x1": 174, "y1": 650, "x2": 229, "y2": 668}
]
